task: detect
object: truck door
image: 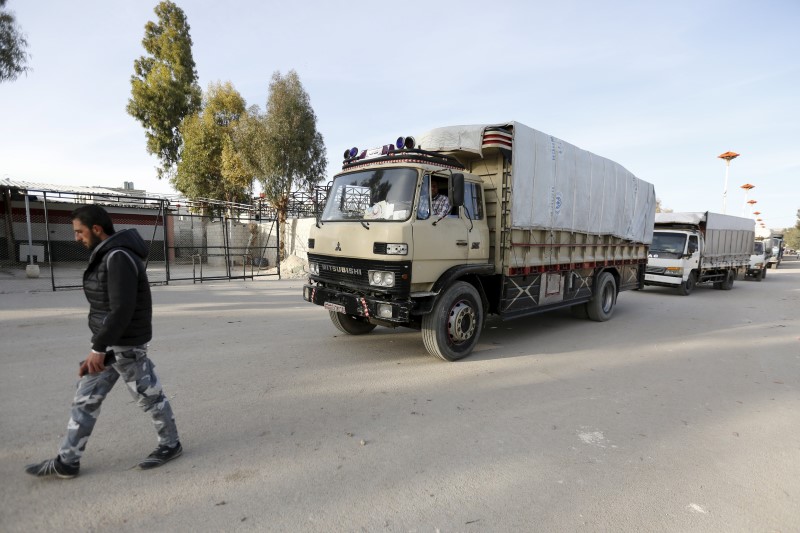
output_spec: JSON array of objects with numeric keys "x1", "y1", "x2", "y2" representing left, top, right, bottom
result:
[
  {"x1": 411, "y1": 174, "x2": 468, "y2": 284},
  {"x1": 464, "y1": 181, "x2": 490, "y2": 264},
  {"x1": 687, "y1": 234, "x2": 701, "y2": 272}
]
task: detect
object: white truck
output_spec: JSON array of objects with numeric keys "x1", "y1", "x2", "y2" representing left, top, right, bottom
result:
[
  {"x1": 746, "y1": 240, "x2": 771, "y2": 281},
  {"x1": 644, "y1": 212, "x2": 754, "y2": 295},
  {"x1": 767, "y1": 233, "x2": 784, "y2": 268},
  {"x1": 302, "y1": 122, "x2": 656, "y2": 361}
]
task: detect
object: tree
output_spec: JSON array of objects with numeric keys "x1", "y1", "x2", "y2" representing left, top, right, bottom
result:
[
  {"x1": 173, "y1": 81, "x2": 252, "y2": 207},
  {"x1": 0, "y1": 0, "x2": 29, "y2": 82},
  {"x1": 237, "y1": 70, "x2": 327, "y2": 259},
  {"x1": 127, "y1": 1, "x2": 201, "y2": 179},
  {"x1": 783, "y1": 209, "x2": 800, "y2": 250},
  {"x1": 655, "y1": 198, "x2": 672, "y2": 213}
]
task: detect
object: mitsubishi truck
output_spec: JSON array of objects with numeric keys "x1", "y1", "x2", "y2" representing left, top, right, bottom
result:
[
  {"x1": 303, "y1": 122, "x2": 656, "y2": 361},
  {"x1": 644, "y1": 212, "x2": 754, "y2": 295},
  {"x1": 746, "y1": 240, "x2": 771, "y2": 281}
]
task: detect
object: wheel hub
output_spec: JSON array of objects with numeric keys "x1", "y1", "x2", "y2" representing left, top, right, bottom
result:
[{"x1": 448, "y1": 301, "x2": 476, "y2": 343}]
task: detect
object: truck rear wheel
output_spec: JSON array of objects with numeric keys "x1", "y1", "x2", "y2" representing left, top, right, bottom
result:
[
  {"x1": 329, "y1": 311, "x2": 377, "y2": 335},
  {"x1": 678, "y1": 271, "x2": 696, "y2": 296},
  {"x1": 587, "y1": 272, "x2": 616, "y2": 321},
  {"x1": 422, "y1": 281, "x2": 483, "y2": 361},
  {"x1": 721, "y1": 269, "x2": 735, "y2": 290}
]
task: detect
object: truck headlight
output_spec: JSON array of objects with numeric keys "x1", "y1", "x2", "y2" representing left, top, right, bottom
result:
[
  {"x1": 665, "y1": 267, "x2": 683, "y2": 276},
  {"x1": 386, "y1": 243, "x2": 408, "y2": 255},
  {"x1": 308, "y1": 261, "x2": 319, "y2": 275},
  {"x1": 368, "y1": 270, "x2": 395, "y2": 287}
]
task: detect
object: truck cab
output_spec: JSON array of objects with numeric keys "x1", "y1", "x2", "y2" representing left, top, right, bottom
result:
[
  {"x1": 303, "y1": 141, "x2": 493, "y2": 360},
  {"x1": 746, "y1": 240, "x2": 770, "y2": 281},
  {"x1": 645, "y1": 228, "x2": 702, "y2": 295},
  {"x1": 767, "y1": 234, "x2": 784, "y2": 268}
]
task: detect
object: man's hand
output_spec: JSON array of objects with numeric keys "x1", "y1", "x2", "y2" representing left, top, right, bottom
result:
[{"x1": 79, "y1": 352, "x2": 106, "y2": 377}]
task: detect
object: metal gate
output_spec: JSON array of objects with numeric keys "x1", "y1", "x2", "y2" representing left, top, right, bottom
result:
[{"x1": 166, "y1": 202, "x2": 280, "y2": 283}]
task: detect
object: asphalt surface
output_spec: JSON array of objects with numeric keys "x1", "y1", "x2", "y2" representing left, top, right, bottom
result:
[{"x1": 1, "y1": 259, "x2": 798, "y2": 532}]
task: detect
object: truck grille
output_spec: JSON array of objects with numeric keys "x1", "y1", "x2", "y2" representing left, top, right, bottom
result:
[
  {"x1": 308, "y1": 253, "x2": 411, "y2": 295},
  {"x1": 645, "y1": 266, "x2": 665, "y2": 275}
]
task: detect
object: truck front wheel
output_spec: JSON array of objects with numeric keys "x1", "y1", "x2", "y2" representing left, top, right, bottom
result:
[
  {"x1": 329, "y1": 311, "x2": 377, "y2": 335},
  {"x1": 587, "y1": 272, "x2": 617, "y2": 321},
  {"x1": 678, "y1": 271, "x2": 697, "y2": 295},
  {"x1": 422, "y1": 281, "x2": 483, "y2": 361}
]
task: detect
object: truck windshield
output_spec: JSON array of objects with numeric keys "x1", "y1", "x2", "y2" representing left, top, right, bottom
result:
[
  {"x1": 321, "y1": 168, "x2": 419, "y2": 222},
  {"x1": 753, "y1": 242, "x2": 764, "y2": 254},
  {"x1": 651, "y1": 232, "x2": 687, "y2": 255}
]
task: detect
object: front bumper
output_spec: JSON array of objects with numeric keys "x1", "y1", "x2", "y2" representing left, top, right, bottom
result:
[
  {"x1": 303, "y1": 283, "x2": 412, "y2": 323},
  {"x1": 644, "y1": 273, "x2": 682, "y2": 287}
]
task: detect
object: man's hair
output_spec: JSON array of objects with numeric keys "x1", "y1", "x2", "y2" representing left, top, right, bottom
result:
[{"x1": 72, "y1": 205, "x2": 115, "y2": 235}]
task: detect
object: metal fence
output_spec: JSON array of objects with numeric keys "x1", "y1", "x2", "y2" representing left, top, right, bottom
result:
[{"x1": 0, "y1": 187, "x2": 318, "y2": 291}]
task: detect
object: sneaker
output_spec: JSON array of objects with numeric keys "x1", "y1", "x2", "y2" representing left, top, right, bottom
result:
[
  {"x1": 25, "y1": 457, "x2": 79, "y2": 479},
  {"x1": 137, "y1": 442, "x2": 182, "y2": 470}
]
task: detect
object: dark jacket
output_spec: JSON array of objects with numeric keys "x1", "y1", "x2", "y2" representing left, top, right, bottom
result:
[{"x1": 83, "y1": 229, "x2": 152, "y2": 352}]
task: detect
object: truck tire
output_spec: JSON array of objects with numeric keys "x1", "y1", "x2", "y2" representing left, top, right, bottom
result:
[
  {"x1": 422, "y1": 281, "x2": 483, "y2": 361},
  {"x1": 721, "y1": 269, "x2": 735, "y2": 290},
  {"x1": 587, "y1": 272, "x2": 616, "y2": 322},
  {"x1": 677, "y1": 271, "x2": 696, "y2": 296},
  {"x1": 329, "y1": 311, "x2": 377, "y2": 335},
  {"x1": 761, "y1": 267, "x2": 767, "y2": 280}
]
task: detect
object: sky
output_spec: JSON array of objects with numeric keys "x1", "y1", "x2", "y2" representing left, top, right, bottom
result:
[{"x1": 2, "y1": 0, "x2": 799, "y2": 233}]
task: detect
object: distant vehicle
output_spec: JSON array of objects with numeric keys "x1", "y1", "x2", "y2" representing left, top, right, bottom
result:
[
  {"x1": 644, "y1": 211, "x2": 754, "y2": 295},
  {"x1": 767, "y1": 233, "x2": 784, "y2": 268},
  {"x1": 746, "y1": 240, "x2": 770, "y2": 281}
]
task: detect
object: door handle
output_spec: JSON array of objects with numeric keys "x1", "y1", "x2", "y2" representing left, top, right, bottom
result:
[{"x1": 456, "y1": 240, "x2": 468, "y2": 246}]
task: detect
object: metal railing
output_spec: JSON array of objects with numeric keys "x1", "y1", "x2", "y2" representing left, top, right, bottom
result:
[{"x1": 0, "y1": 186, "x2": 328, "y2": 290}]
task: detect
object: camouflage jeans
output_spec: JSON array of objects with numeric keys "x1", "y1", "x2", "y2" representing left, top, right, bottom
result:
[{"x1": 58, "y1": 346, "x2": 179, "y2": 465}]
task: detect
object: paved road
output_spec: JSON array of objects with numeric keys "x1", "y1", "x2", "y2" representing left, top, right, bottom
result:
[{"x1": 1, "y1": 259, "x2": 798, "y2": 532}]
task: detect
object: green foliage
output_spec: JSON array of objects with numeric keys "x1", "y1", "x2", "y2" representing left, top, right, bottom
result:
[
  {"x1": 235, "y1": 70, "x2": 326, "y2": 259},
  {"x1": 173, "y1": 81, "x2": 252, "y2": 207},
  {"x1": 238, "y1": 70, "x2": 327, "y2": 212},
  {"x1": 0, "y1": 0, "x2": 29, "y2": 82},
  {"x1": 655, "y1": 198, "x2": 672, "y2": 213},
  {"x1": 785, "y1": 227, "x2": 799, "y2": 250},
  {"x1": 127, "y1": 1, "x2": 201, "y2": 178},
  {"x1": 784, "y1": 209, "x2": 800, "y2": 249}
]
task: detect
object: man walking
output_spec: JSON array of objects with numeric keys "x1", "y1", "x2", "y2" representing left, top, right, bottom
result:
[{"x1": 25, "y1": 205, "x2": 181, "y2": 478}]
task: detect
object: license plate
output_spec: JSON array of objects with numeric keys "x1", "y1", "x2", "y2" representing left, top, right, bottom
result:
[{"x1": 324, "y1": 302, "x2": 346, "y2": 313}]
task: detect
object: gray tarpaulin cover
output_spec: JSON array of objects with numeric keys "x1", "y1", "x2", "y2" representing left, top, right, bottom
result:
[
  {"x1": 419, "y1": 122, "x2": 656, "y2": 244},
  {"x1": 654, "y1": 212, "x2": 755, "y2": 232}
]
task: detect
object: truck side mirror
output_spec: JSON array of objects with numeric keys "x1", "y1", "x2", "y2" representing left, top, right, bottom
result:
[{"x1": 451, "y1": 173, "x2": 465, "y2": 207}]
